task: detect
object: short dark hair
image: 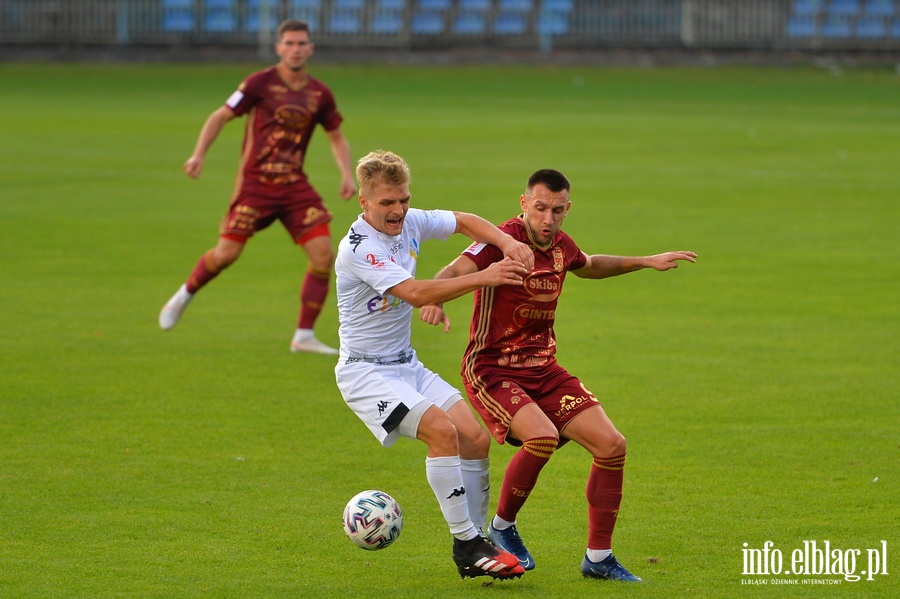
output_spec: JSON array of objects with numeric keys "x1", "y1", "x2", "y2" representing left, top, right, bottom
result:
[
  {"x1": 277, "y1": 19, "x2": 311, "y2": 39},
  {"x1": 527, "y1": 169, "x2": 570, "y2": 193}
]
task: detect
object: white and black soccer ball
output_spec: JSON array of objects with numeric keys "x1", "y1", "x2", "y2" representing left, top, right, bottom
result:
[{"x1": 342, "y1": 490, "x2": 403, "y2": 550}]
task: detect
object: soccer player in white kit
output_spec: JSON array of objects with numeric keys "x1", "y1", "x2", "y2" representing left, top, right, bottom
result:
[{"x1": 334, "y1": 150, "x2": 534, "y2": 580}]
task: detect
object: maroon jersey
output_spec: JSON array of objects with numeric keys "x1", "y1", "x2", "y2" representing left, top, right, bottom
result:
[
  {"x1": 226, "y1": 66, "x2": 343, "y2": 187},
  {"x1": 461, "y1": 216, "x2": 588, "y2": 372}
]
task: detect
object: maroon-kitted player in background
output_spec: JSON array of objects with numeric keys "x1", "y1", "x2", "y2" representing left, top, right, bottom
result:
[
  {"x1": 159, "y1": 19, "x2": 356, "y2": 354},
  {"x1": 421, "y1": 168, "x2": 696, "y2": 582}
]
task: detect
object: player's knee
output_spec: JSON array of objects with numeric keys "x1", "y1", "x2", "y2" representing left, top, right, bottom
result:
[
  {"x1": 305, "y1": 244, "x2": 335, "y2": 271},
  {"x1": 214, "y1": 245, "x2": 242, "y2": 267},
  {"x1": 469, "y1": 426, "x2": 490, "y2": 457},
  {"x1": 418, "y1": 412, "x2": 459, "y2": 455},
  {"x1": 607, "y1": 431, "x2": 627, "y2": 456},
  {"x1": 313, "y1": 250, "x2": 335, "y2": 271}
]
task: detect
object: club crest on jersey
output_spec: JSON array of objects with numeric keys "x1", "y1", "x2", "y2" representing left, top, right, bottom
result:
[{"x1": 552, "y1": 247, "x2": 565, "y2": 272}]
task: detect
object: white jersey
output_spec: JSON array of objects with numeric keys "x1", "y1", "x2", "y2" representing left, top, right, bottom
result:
[{"x1": 335, "y1": 208, "x2": 457, "y2": 360}]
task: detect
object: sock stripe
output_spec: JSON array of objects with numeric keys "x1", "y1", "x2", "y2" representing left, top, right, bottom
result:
[
  {"x1": 593, "y1": 454, "x2": 626, "y2": 471},
  {"x1": 203, "y1": 249, "x2": 221, "y2": 274},
  {"x1": 523, "y1": 437, "x2": 557, "y2": 459}
]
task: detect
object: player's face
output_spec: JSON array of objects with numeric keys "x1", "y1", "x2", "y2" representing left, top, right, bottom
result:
[
  {"x1": 360, "y1": 181, "x2": 411, "y2": 236},
  {"x1": 276, "y1": 30, "x2": 314, "y2": 71},
  {"x1": 520, "y1": 184, "x2": 571, "y2": 248}
]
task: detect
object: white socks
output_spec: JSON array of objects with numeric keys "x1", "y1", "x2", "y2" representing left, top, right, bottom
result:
[
  {"x1": 292, "y1": 328, "x2": 314, "y2": 343},
  {"x1": 587, "y1": 549, "x2": 613, "y2": 563},
  {"x1": 460, "y1": 457, "x2": 490, "y2": 534},
  {"x1": 425, "y1": 456, "x2": 478, "y2": 541},
  {"x1": 491, "y1": 514, "x2": 515, "y2": 531}
]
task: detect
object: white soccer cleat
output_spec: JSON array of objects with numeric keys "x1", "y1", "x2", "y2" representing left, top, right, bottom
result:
[
  {"x1": 290, "y1": 335, "x2": 339, "y2": 355},
  {"x1": 159, "y1": 284, "x2": 193, "y2": 331}
]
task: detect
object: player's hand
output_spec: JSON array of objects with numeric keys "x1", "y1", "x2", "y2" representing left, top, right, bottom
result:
[
  {"x1": 183, "y1": 156, "x2": 204, "y2": 179},
  {"x1": 340, "y1": 177, "x2": 358, "y2": 200},
  {"x1": 500, "y1": 238, "x2": 534, "y2": 272},
  {"x1": 646, "y1": 251, "x2": 698, "y2": 271},
  {"x1": 483, "y1": 257, "x2": 529, "y2": 287},
  {"x1": 420, "y1": 305, "x2": 451, "y2": 332}
]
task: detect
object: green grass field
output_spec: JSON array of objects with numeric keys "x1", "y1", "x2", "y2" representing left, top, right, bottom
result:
[{"x1": 1, "y1": 60, "x2": 897, "y2": 598}]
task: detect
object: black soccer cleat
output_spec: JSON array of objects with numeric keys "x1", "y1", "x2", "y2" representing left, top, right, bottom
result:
[{"x1": 453, "y1": 535, "x2": 526, "y2": 580}]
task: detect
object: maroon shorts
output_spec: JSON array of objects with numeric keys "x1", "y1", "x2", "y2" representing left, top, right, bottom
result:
[
  {"x1": 463, "y1": 360, "x2": 601, "y2": 445},
  {"x1": 220, "y1": 181, "x2": 332, "y2": 243}
]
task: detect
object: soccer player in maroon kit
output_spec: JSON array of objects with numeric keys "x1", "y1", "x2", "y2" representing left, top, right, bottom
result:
[
  {"x1": 422, "y1": 169, "x2": 696, "y2": 581},
  {"x1": 159, "y1": 20, "x2": 356, "y2": 354}
]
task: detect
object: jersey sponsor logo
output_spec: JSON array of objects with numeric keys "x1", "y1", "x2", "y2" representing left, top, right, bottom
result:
[
  {"x1": 514, "y1": 303, "x2": 556, "y2": 323},
  {"x1": 227, "y1": 204, "x2": 259, "y2": 232},
  {"x1": 365, "y1": 253, "x2": 386, "y2": 269},
  {"x1": 302, "y1": 206, "x2": 325, "y2": 225},
  {"x1": 366, "y1": 294, "x2": 403, "y2": 314},
  {"x1": 524, "y1": 270, "x2": 562, "y2": 302},
  {"x1": 255, "y1": 105, "x2": 311, "y2": 181},
  {"x1": 226, "y1": 90, "x2": 244, "y2": 109},
  {"x1": 497, "y1": 354, "x2": 551, "y2": 368},
  {"x1": 274, "y1": 104, "x2": 312, "y2": 130},
  {"x1": 553, "y1": 385, "x2": 598, "y2": 419}
]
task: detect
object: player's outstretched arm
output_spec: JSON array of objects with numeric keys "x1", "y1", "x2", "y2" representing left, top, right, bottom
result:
[
  {"x1": 392, "y1": 257, "x2": 525, "y2": 310},
  {"x1": 453, "y1": 212, "x2": 534, "y2": 271},
  {"x1": 419, "y1": 255, "x2": 480, "y2": 332},
  {"x1": 573, "y1": 251, "x2": 697, "y2": 280}
]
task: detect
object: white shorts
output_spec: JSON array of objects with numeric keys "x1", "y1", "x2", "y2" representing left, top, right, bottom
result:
[{"x1": 335, "y1": 352, "x2": 462, "y2": 447}]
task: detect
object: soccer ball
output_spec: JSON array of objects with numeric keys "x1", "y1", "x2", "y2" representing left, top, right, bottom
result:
[{"x1": 342, "y1": 489, "x2": 403, "y2": 550}]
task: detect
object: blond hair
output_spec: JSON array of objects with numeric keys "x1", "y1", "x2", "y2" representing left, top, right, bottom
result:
[{"x1": 356, "y1": 150, "x2": 411, "y2": 196}]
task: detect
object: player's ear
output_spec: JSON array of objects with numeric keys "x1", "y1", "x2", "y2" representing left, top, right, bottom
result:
[{"x1": 519, "y1": 194, "x2": 528, "y2": 211}]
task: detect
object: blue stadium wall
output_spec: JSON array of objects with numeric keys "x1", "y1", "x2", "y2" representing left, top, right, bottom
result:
[{"x1": 2, "y1": 0, "x2": 899, "y2": 55}]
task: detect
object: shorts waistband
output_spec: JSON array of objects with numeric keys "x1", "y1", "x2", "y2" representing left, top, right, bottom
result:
[{"x1": 345, "y1": 350, "x2": 414, "y2": 366}]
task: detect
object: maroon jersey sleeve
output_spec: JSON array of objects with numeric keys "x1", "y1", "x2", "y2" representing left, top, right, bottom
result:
[
  {"x1": 225, "y1": 69, "x2": 267, "y2": 117},
  {"x1": 461, "y1": 239, "x2": 504, "y2": 270},
  {"x1": 312, "y1": 78, "x2": 343, "y2": 132}
]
